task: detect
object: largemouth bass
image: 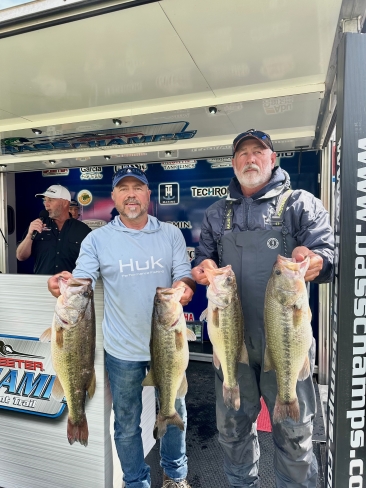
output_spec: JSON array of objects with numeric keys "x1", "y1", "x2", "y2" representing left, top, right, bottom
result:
[
  {"x1": 200, "y1": 265, "x2": 249, "y2": 411},
  {"x1": 142, "y1": 286, "x2": 196, "y2": 439},
  {"x1": 264, "y1": 255, "x2": 312, "y2": 423},
  {"x1": 41, "y1": 277, "x2": 96, "y2": 446}
]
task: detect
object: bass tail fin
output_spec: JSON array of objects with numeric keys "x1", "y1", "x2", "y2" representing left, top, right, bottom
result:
[
  {"x1": 67, "y1": 415, "x2": 89, "y2": 447},
  {"x1": 273, "y1": 395, "x2": 300, "y2": 423},
  {"x1": 223, "y1": 383, "x2": 240, "y2": 411},
  {"x1": 153, "y1": 411, "x2": 185, "y2": 440}
]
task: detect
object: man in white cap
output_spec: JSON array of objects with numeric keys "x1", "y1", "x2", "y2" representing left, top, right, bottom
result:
[{"x1": 16, "y1": 184, "x2": 91, "y2": 274}]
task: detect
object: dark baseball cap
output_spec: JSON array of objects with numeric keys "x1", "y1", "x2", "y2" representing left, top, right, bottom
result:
[
  {"x1": 233, "y1": 129, "x2": 274, "y2": 154},
  {"x1": 69, "y1": 199, "x2": 80, "y2": 208},
  {"x1": 112, "y1": 166, "x2": 149, "y2": 188}
]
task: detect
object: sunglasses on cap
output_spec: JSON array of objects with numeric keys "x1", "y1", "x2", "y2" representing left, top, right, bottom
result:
[
  {"x1": 112, "y1": 166, "x2": 149, "y2": 188},
  {"x1": 233, "y1": 129, "x2": 273, "y2": 154}
]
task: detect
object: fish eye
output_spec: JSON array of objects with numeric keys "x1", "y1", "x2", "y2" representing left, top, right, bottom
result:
[
  {"x1": 156, "y1": 299, "x2": 161, "y2": 304},
  {"x1": 83, "y1": 292, "x2": 89, "y2": 297},
  {"x1": 275, "y1": 270, "x2": 281, "y2": 275}
]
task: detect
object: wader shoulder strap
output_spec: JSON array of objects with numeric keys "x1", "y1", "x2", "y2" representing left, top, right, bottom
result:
[
  {"x1": 270, "y1": 189, "x2": 293, "y2": 227},
  {"x1": 217, "y1": 200, "x2": 234, "y2": 266}
]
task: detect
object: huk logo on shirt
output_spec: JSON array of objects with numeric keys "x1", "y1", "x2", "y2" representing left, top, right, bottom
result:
[
  {"x1": 159, "y1": 183, "x2": 180, "y2": 205},
  {"x1": 119, "y1": 256, "x2": 164, "y2": 277}
]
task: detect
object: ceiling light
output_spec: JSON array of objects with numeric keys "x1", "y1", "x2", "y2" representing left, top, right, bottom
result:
[
  {"x1": 208, "y1": 106, "x2": 217, "y2": 114},
  {"x1": 104, "y1": 155, "x2": 111, "y2": 160},
  {"x1": 165, "y1": 151, "x2": 172, "y2": 157},
  {"x1": 32, "y1": 128, "x2": 42, "y2": 135},
  {"x1": 113, "y1": 119, "x2": 122, "y2": 126},
  {"x1": 49, "y1": 160, "x2": 56, "y2": 164}
]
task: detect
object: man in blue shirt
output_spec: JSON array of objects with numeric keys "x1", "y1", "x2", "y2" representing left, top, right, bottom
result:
[{"x1": 48, "y1": 167, "x2": 195, "y2": 488}]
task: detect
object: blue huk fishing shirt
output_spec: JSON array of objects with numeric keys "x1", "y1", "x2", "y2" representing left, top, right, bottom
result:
[{"x1": 72, "y1": 215, "x2": 192, "y2": 361}]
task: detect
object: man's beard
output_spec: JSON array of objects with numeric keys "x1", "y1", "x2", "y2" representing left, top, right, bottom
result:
[
  {"x1": 119, "y1": 199, "x2": 148, "y2": 220},
  {"x1": 234, "y1": 164, "x2": 272, "y2": 189}
]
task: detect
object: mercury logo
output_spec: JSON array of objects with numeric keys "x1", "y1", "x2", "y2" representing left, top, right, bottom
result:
[{"x1": 267, "y1": 238, "x2": 279, "y2": 249}]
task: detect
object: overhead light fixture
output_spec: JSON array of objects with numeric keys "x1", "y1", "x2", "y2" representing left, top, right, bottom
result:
[
  {"x1": 208, "y1": 106, "x2": 217, "y2": 114},
  {"x1": 165, "y1": 151, "x2": 172, "y2": 157},
  {"x1": 49, "y1": 160, "x2": 56, "y2": 164},
  {"x1": 113, "y1": 119, "x2": 122, "y2": 126},
  {"x1": 32, "y1": 128, "x2": 42, "y2": 135},
  {"x1": 104, "y1": 155, "x2": 111, "y2": 160}
]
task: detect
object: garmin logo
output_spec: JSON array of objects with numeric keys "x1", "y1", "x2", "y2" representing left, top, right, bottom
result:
[{"x1": 166, "y1": 221, "x2": 192, "y2": 229}]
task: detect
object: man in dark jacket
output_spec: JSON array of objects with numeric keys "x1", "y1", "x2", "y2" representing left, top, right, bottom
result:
[
  {"x1": 192, "y1": 129, "x2": 334, "y2": 488},
  {"x1": 16, "y1": 184, "x2": 91, "y2": 274}
]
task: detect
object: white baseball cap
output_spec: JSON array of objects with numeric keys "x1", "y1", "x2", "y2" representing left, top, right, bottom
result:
[{"x1": 35, "y1": 184, "x2": 71, "y2": 201}]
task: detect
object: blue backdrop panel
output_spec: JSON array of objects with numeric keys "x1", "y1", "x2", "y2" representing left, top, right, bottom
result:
[{"x1": 15, "y1": 151, "x2": 320, "y2": 349}]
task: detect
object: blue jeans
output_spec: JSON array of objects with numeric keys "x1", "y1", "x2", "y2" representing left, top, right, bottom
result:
[{"x1": 105, "y1": 352, "x2": 188, "y2": 488}]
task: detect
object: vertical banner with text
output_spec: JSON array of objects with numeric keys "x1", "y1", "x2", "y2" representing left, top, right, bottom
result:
[{"x1": 327, "y1": 33, "x2": 366, "y2": 488}]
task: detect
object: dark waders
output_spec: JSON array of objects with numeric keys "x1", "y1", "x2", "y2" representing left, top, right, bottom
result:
[{"x1": 215, "y1": 193, "x2": 317, "y2": 488}]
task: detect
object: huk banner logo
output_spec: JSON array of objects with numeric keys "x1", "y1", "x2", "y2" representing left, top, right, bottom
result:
[
  {"x1": 159, "y1": 183, "x2": 180, "y2": 205},
  {"x1": 1, "y1": 122, "x2": 197, "y2": 157},
  {"x1": 0, "y1": 336, "x2": 65, "y2": 418}
]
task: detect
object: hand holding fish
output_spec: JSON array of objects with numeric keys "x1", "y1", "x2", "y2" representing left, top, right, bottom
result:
[
  {"x1": 191, "y1": 259, "x2": 218, "y2": 285},
  {"x1": 292, "y1": 246, "x2": 323, "y2": 282},
  {"x1": 172, "y1": 280, "x2": 193, "y2": 306},
  {"x1": 48, "y1": 271, "x2": 73, "y2": 297}
]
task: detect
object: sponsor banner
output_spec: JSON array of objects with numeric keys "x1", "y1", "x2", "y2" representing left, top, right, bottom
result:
[
  {"x1": 191, "y1": 186, "x2": 228, "y2": 197},
  {"x1": 42, "y1": 169, "x2": 69, "y2": 177},
  {"x1": 186, "y1": 247, "x2": 195, "y2": 262},
  {"x1": 161, "y1": 160, "x2": 197, "y2": 170},
  {"x1": 82, "y1": 219, "x2": 108, "y2": 230},
  {"x1": 114, "y1": 163, "x2": 148, "y2": 172},
  {"x1": 166, "y1": 221, "x2": 192, "y2": 229},
  {"x1": 77, "y1": 189, "x2": 93, "y2": 206},
  {"x1": 0, "y1": 335, "x2": 65, "y2": 418},
  {"x1": 159, "y1": 183, "x2": 179, "y2": 205},
  {"x1": 2, "y1": 122, "x2": 197, "y2": 156},
  {"x1": 184, "y1": 313, "x2": 195, "y2": 322},
  {"x1": 80, "y1": 166, "x2": 103, "y2": 180}
]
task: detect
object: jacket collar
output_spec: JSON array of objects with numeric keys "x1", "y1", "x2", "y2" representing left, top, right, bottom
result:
[{"x1": 227, "y1": 167, "x2": 291, "y2": 201}]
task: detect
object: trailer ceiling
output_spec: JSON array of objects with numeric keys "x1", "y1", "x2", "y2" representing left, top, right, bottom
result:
[{"x1": 0, "y1": 0, "x2": 345, "y2": 172}]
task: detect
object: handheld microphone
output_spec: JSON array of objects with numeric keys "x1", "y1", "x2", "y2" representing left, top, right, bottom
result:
[{"x1": 31, "y1": 209, "x2": 49, "y2": 240}]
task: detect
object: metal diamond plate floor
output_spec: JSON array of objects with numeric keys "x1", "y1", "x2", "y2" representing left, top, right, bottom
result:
[{"x1": 145, "y1": 361, "x2": 325, "y2": 488}]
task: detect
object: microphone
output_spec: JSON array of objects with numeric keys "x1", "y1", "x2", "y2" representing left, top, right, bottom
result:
[{"x1": 31, "y1": 209, "x2": 49, "y2": 240}]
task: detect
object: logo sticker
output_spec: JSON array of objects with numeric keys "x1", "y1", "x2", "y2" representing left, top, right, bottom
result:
[
  {"x1": 42, "y1": 169, "x2": 69, "y2": 177},
  {"x1": 0, "y1": 336, "x2": 65, "y2": 418},
  {"x1": 80, "y1": 166, "x2": 103, "y2": 180},
  {"x1": 186, "y1": 247, "x2": 195, "y2": 262},
  {"x1": 161, "y1": 160, "x2": 197, "y2": 170},
  {"x1": 267, "y1": 238, "x2": 279, "y2": 249},
  {"x1": 191, "y1": 186, "x2": 228, "y2": 198},
  {"x1": 166, "y1": 221, "x2": 192, "y2": 229},
  {"x1": 114, "y1": 163, "x2": 148, "y2": 172},
  {"x1": 159, "y1": 183, "x2": 180, "y2": 205},
  {"x1": 77, "y1": 190, "x2": 93, "y2": 206}
]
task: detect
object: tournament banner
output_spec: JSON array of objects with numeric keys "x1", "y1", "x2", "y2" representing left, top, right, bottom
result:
[
  {"x1": 326, "y1": 33, "x2": 366, "y2": 488},
  {"x1": 15, "y1": 152, "x2": 320, "y2": 341}
]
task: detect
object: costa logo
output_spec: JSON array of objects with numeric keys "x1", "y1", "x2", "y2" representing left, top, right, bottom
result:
[{"x1": 186, "y1": 247, "x2": 195, "y2": 262}]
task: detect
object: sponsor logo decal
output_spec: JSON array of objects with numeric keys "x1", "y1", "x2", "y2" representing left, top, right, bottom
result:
[
  {"x1": 42, "y1": 169, "x2": 69, "y2": 177},
  {"x1": 77, "y1": 190, "x2": 93, "y2": 206},
  {"x1": 80, "y1": 166, "x2": 103, "y2": 180},
  {"x1": 82, "y1": 220, "x2": 107, "y2": 230},
  {"x1": 267, "y1": 238, "x2": 279, "y2": 249},
  {"x1": 1, "y1": 122, "x2": 197, "y2": 156},
  {"x1": 263, "y1": 96, "x2": 294, "y2": 115},
  {"x1": 186, "y1": 247, "x2": 195, "y2": 262},
  {"x1": 191, "y1": 186, "x2": 228, "y2": 198},
  {"x1": 207, "y1": 157, "x2": 232, "y2": 169},
  {"x1": 159, "y1": 183, "x2": 180, "y2": 205},
  {"x1": 0, "y1": 336, "x2": 65, "y2": 418},
  {"x1": 184, "y1": 313, "x2": 195, "y2": 322},
  {"x1": 166, "y1": 221, "x2": 192, "y2": 229},
  {"x1": 161, "y1": 160, "x2": 197, "y2": 170}
]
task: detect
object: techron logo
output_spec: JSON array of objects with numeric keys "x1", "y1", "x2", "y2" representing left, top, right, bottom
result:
[{"x1": 191, "y1": 186, "x2": 228, "y2": 197}]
